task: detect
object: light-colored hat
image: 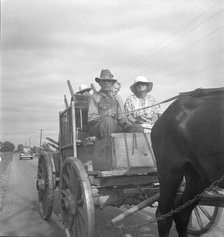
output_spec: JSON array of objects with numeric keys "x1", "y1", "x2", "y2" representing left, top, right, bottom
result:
[
  {"x1": 95, "y1": 69, "x2": 117, "y2": 83},
  {"x1": 130, "y1": 75, "x2": 153, "y2": 93},
  {"x1": 76, "y1": 84, "x2": 92, "y2": 94}
]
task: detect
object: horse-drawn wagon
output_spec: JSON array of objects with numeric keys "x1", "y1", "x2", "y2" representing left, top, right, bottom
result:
[{"x1": 36, "y1": 81, "x2": 224, "y2": 237}]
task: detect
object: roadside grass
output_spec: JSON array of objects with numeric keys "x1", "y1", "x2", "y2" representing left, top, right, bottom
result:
[{"x1": 0, "y1": 152, "x2": 13, "y2": 212}]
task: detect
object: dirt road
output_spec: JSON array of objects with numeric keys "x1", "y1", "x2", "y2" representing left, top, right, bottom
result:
[
  {"x1": 0, "y1": 153, "x2": 162, "y2": 237},
  {"x1": 0, "y1": 153, "x2": 223, "y2": 236},
  {"x1": 0, "y1": 153, "x2": 65, "y2": 236}
]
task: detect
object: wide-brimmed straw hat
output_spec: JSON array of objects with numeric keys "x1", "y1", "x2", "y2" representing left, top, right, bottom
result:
[
  {"x1": 95, "y1": 69, "x2": 117, "y2": 83},
  {"x1": 76, "y1": 84, "x2": 92, "y2": 94},
  {"x1": 130, "y1": 75, "x2": 153, "y2": 93}
]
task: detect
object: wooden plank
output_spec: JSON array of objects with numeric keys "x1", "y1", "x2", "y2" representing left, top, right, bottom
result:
[
  {"x1": 77, "y1": 139, "x2": 112, "y2": 170},
  {"x1": 97, "y1": 167, "x2": 157, "y2": 177},
  {"x1": 60, "y1": 143, "x2": 73, "y2": 150},
  {"x1": 199, "y1": 193, "x2": 224, "y2": 207},
  {"x1": 67, "y1": 80, "x2": 76, "y2": 102},
  {"x1": 45, "y1": 137, "x2": 59, "y2": 146},
  {"x1": 111, "y1": 133, "x2": 156, "y2": 168},
  {"x1": 64, "y1": 95, "x2": 69, "y2": 108},
  {"x1": 143, "y1": 132, "x2": 156, "y2": 166},
  {"x1": 71, "y1": 101, "x2": 77, "y2": 158},
  {"x1": 97, "y1": 175, "x2": 158, "y2": 187}
]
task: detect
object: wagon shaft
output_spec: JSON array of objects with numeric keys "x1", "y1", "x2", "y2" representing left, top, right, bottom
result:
[
  {"x1": 92, "y1": 185, "x2": 159, "y2": 208},
  {"x1": 107, "y1": 193, "x2": 160, "y2": 227}
]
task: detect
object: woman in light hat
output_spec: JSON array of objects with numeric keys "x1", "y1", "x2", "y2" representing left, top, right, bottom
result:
[{"x1": 124, "y1": 75, "x2": 161, "y2": 130}]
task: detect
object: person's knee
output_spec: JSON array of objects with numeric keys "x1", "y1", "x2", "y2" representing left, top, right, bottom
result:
[
  {"x1": 101, "y1": 116, "x2": 115, "y2": 124},
  {"x1": 126, "y1": 122, "x2": 144, "y2": 133}
]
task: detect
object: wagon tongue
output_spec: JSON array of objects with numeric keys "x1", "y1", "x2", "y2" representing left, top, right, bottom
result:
[{"x1": 107, "y1": 193, "x2": 159, "y2": 228}]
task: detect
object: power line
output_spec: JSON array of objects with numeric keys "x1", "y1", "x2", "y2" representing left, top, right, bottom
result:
[
  {"x1": 117, "y1": 4, "x2": 224, "y2": 78},
  {"x1": 118, "y1": 5, "x2": 223, "y2": 77},
  {"x1": 165, "y1": 50, "x2": 224, "y2": 78},
  {"x1": 119, "y1": 25, "x2": 223, "y2": 82},
  {"x1": 171, "y1": 62, "x2": 223, "y2": 83},
  {"x1": 138, "y1": 25, "x2": 224, "y2": 75}
]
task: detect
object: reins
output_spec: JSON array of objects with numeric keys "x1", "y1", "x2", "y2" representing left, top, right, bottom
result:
[
  {"x1": 121, "y1": 87, "x2": 224, "y2": 116},
  {"x1": 129, "y1": 95, "x2": 179, "y2": 114},
  {"x1": 119, "y1": 94, "x2": 179, "y2": 116}
]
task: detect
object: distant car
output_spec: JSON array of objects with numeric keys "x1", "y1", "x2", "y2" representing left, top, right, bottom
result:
[{"x1": 20, "y1": 148, "x2": 34, "y2": 160}]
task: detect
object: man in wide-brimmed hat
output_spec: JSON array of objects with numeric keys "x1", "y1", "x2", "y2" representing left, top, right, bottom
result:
[
  {"x1": 88, "y1": 69, "x2": 131, "y2": 139},
  {"x1": 124, "y1": 75, "x2": 161, "y2": 130}
]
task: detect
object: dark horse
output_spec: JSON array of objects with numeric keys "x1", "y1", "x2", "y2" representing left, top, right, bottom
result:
[{"x1": 151, "y1": 88, "x2": 224, "y2": 237}]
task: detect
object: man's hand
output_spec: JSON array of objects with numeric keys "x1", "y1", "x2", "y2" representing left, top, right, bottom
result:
[
  {"x1": 122, "y1": 120, "x2": 132, "y2": 131},
  {"x1": 151, "y1": 114, "x2": 159, "y2": 124},
  {"x1": 135, "y1": 115, "x2": 149, "y2": 124},
  {"x1": 104, "y1": 110, "x2": 116, "y2": 118}
]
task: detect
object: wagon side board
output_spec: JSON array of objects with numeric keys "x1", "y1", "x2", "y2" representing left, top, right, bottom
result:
[{"x1": 77, "y1": 132, "x2": 157, "y2": 172}]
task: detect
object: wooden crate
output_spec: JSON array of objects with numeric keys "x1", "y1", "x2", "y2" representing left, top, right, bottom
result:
[{"x1": 77, "y1": 132, "x2": 156, "y2": 171}]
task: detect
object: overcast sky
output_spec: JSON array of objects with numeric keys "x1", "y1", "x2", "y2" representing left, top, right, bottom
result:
[{"x1": 1, "y1": 0, "x2": 224, "y2": 147}]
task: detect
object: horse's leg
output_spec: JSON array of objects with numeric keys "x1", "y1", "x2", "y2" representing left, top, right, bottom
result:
[
  {"x1": 156, "y1": 173, "x2": 183, "y2": 237},
  {"x1": 173, "y1": 204, "x2": 198, "y2": 237},
  {"x1": 172, "y1": 171, "x2": 203, "y2": 237}
]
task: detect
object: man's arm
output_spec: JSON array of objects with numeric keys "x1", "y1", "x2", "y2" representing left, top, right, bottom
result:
[
  {"x1": 88, "y1": 94, "x2": 101, "y2": 124},
  {"x1": 114, "y1": 95, "x2": 130, "y2": 126}
]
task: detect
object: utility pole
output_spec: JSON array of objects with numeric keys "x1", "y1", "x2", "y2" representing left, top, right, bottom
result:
[
  {"x1": 29, "y1": 137, "x2": 31, "y2": 147},
  {"x1": 40, "y1": 129, "x2": 43, "y2": 148}
]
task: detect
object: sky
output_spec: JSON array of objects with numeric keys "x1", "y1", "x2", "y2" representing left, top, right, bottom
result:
[{"x1": 1, "y1": 0, "x2": 224, "y2": 147}]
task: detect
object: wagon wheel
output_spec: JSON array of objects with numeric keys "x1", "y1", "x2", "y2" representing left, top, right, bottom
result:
[
  {"x1": 61, "y1": 157, "x2": 95, "y2": 237},
  {"x1": 188, "y1": 189, "x2": 223, "y2": 235},
  {"x1": 36, "y1": 153, "x2": 54, "y2": 220}
]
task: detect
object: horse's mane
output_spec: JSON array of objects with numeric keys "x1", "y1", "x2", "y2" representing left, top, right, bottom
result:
[{"x1": 179, "y1": 87, "x2": 224, "y2": 98}]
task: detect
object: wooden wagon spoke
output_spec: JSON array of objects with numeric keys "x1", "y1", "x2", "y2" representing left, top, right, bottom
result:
[
  {"x1": 77, "y1": 213, "x2": 86, "y2": 237},
  {"x1": 78, "y1": 195, "x2": 84, "y2": 206},
  {"x1": 78, "y1": 207, "x2": 86, "y2": 222},
  {"x1": 43, "y1": 193, "x2": 47, "y2": 212},
  {"x1": 198, "y1": 205, "x2": 212, "y2": 220},
  {"x1": 194, "y1": 206, "x2": 204, "y2": 230},
  {"x1": 74, "y1": 218, "x2": 80, "y2": 237},
  {"x1": 67, "y1": 165, "x2": 80, "y2": 194},
  {"x1": 61, "y1": 189, "x2": 71, "y2": 198},
  {"x1": 188, "y1": 215, "x2": 193, "y2": 229},
  {"x1": 39, "y1": 162, "x2": 45, "y2": 173},
  {"x1": 41, "y1": 160, "x2": 47, "y2": 174},
  {"x1": 69, "y1": 215, "x2": 76, "y2": 236},
  {"x1": 67, "y1": 164, "x2": 76, "y2": 180},
  {"x1": 38, "y1": 170, "x2": 44, "y2": 179},
  {"x1": 62, "y1": 173, "x2": 70, "y2": 187},
  {"x1": 41, "y1": 189, "x2": 45, "y2": 199},
  {"x1": 74, "y1": 178, "x2": 81, "y2": 195},
  {"x1": 188, "y1": 205, "x2": 222, "y2": 235},
  {"x1": 38, "y1": 191, "x2": 44, "y2": 201},
  {"x1": 70, "y1": 215, "x2": 78, "y2": 237}
]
